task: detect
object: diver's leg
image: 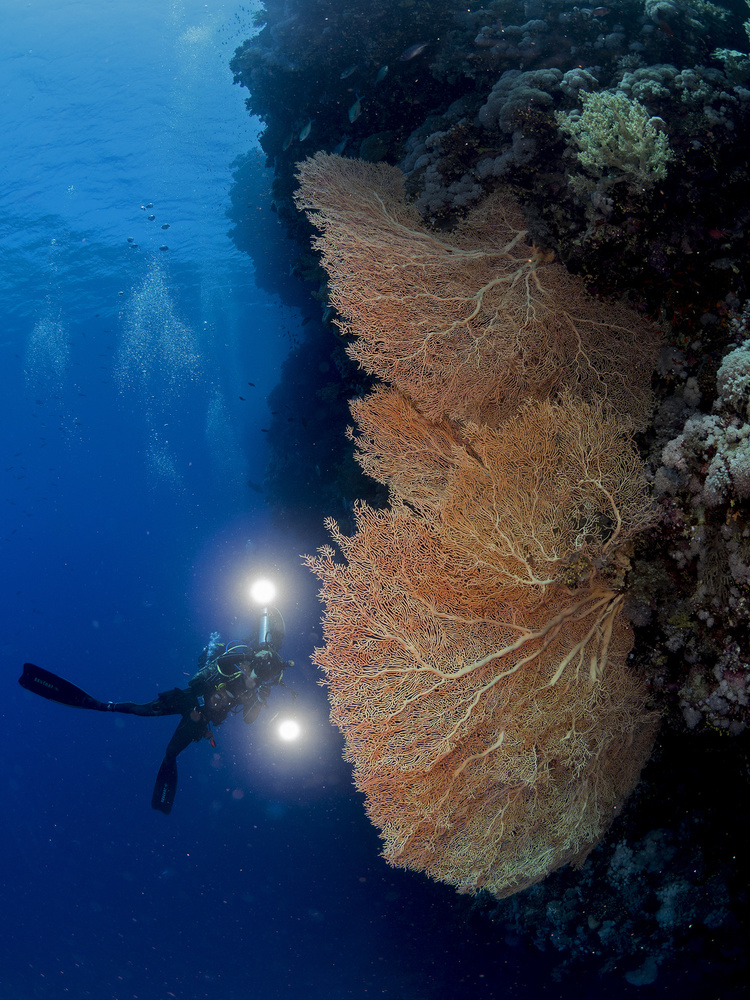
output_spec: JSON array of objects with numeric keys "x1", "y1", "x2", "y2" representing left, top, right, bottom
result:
[
  {"x1": 106, "y1": 687, "x2": 195, "y2": 717},
  {"x1": 151, "y1": 714, "x2": 206, "y2": 814},
  {"x1": 164, "y1": 713, "x2": 206, "y2": 756},
  {"x1": 107, "y1": 699, "x2": 165, "y2": 716}
]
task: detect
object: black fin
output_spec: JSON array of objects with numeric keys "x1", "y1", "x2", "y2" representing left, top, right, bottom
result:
[
  {"x1": 151, "y1": 756, "x2": 178, "y2": 814},
  {"x1": 19, "y1": 663, "x2": 105, "y2": 711}
]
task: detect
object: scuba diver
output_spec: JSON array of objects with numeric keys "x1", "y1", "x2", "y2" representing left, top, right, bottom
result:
[{"x1": 19, "y1": 605, "x2": 294, "y2": 814}]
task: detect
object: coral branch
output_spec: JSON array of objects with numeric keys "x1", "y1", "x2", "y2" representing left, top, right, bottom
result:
[
  {"x1": 295, "y1": 153, "x2": 660, "y2": 429},
  {"x1": 298, "y1": 154, "x2": 660, "y2": 899}
]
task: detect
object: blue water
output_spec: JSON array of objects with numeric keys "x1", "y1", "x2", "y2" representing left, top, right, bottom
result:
[{"x1": 0, "y1": 4, "x2": 544, "y2": 999}]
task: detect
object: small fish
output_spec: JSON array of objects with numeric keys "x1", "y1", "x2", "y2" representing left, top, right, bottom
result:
[
  {"x1": 299, "y1": 119, "x2": 312, "y2": 141},
  {"x1": 374, "y1": 64, "x2": 389, "y2": 84},
  {"x1": 399, "y1": 41, "x2": 428, "y2": 61},
  {"x1": 333, "y1": 137, "x2": 349, "y2": 155},
  {"x1": 282, "y1": 132, "x2": 294, "y2": 151},
  {"x1": 657, "y1": 18, "x2": 674, "y2": 37},
  {"x1": 159, "y1": 245, "x2": 169, "y2": 251},
  {"x1": 591, "y1": 6, "x2": 609, "y2": 14},
  {"x1": 340, "y1": 64, "x2": 358, "y2": 79},
  {"x1": 348, "y1": 96, "x2": 362, "y2": 123},
  {"x1": 239, "y1": 396, "x2": 246, "y2": 401},
  {"x1": 148, "y1": 214, "x2": 155, "y2": 221},
  {"x1": 248, "y1": 381, "x2": 255, "y2": 387},
  {"x1": 161, "y1": 223, "x2": 170, "y2": 230}
]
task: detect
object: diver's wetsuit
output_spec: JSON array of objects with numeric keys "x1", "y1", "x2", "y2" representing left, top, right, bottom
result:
[
  {"x1": 19, "y1": 645, "x2": 289, "y2": 815},
  {"x1": 108, "y1": 647, "x2": 288, "y2": 813}
]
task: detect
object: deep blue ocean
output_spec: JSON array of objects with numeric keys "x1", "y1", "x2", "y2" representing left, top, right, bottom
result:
[{"x1": 0, "y1": 3, "x2": 526, "y2": 999}]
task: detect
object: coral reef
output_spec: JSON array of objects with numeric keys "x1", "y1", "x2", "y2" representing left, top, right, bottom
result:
[
  {"x1": 299, "y1": 155, "x2": 659, "y2": 899},
  {"x1": 633, "y1": 317, "x2": 750, "y2": 737},
  {"x1": 228, "y1": 0, "x2": 750, "y2": 982},
  {"x1": 294, "y1": 153, "x2": 660, "y2": 428},
  {"x1": 476, "y1": 727, "x2": 749, "y2": 986},
  {"x1": 555, "y1": 91, "x2": 674, "y2": 220}
]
